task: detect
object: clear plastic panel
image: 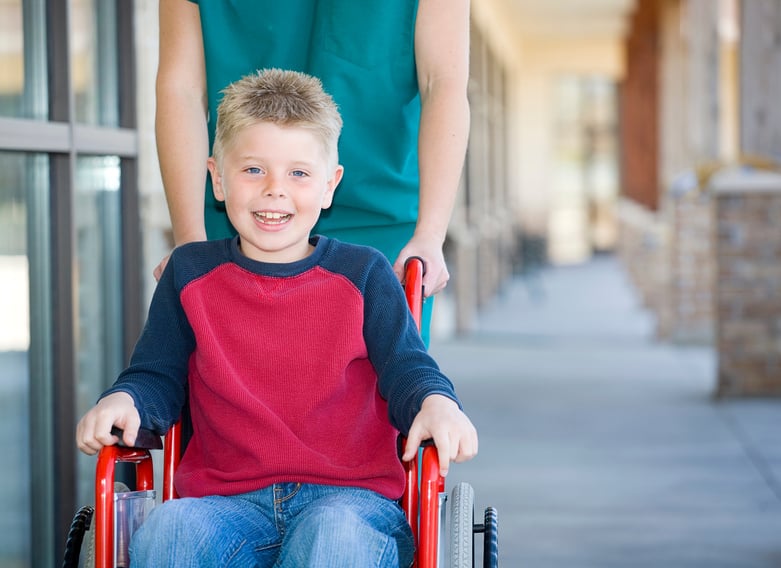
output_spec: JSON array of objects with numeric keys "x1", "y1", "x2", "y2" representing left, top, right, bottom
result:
[{"x1": 114, "y1": 489, "x2": 156, "y2": 567}]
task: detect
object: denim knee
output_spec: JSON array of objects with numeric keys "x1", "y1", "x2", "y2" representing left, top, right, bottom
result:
[
  {"x1": 277, "y1": 489, "x2": 414, "y2": 568},
  {"x1": 128, "y1": 497, "x2": 252, "y2": 567}
]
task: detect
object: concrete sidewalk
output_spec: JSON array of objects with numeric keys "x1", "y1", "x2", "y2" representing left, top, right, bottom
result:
[{"x1": 429, "y1": 255, "x2": 781, "y2": 567}]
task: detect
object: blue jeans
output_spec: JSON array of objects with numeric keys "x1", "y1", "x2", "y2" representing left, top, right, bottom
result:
[{"x1": 129, "y1": 483, "x2": 414, "y2": 567}]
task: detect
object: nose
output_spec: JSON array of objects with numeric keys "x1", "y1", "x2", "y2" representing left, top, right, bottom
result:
[{"x1": 263, "y1": 173, "x2": 287, "y2": 198}]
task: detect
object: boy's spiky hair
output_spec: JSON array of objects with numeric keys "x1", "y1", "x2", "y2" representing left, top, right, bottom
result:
[{"x1": 212, "y1": 68, "x2": 342, "y2": 167}]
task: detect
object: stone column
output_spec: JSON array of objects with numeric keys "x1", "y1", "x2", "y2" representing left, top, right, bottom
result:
[
  {"x1": 712, "y1": 169, "x2": 781, "y2": 396},
  {"x1": 709, "y1": 0, "x2": 781, "y2": 396},
  {"x1": 656, "y1": 0, "x2": 720, "y2": 344}
]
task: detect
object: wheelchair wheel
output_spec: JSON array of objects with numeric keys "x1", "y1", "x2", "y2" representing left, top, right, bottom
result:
[
  {"x1": 62, "y1": 505, "x2": 94, "y2": 568},
  {"x1": 64, "y1": 482, "x2": 132, "y2": 568},
  {"x1": 450, "y1": 482, "x2": 474, "y2": 568}
]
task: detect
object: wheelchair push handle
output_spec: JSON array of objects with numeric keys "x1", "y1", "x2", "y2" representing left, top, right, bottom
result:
[{"x1": 403, "y1": 256, "x2": 425, "y2": 332}]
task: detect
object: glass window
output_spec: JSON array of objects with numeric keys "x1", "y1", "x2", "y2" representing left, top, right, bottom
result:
[
  {"x1": 74, "y1": 155, "x2": 125, "y2": 505},
  {"x1": 550, "y1": 75, "x2": 619, "y2": 261},
  {"x1": 0, "y1": 0, "x2": 48, "y2": 119},
  {"x1": 0, "y1": 151, "x2": 39, "y2": 568},
  {"x1": 71, "y1": 0, "x2": 119, "y2": 126}
]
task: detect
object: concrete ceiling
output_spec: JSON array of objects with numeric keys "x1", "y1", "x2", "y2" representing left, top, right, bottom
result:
[{"x1": 499, "y1": 0, "x2": 637, "y2": 41}]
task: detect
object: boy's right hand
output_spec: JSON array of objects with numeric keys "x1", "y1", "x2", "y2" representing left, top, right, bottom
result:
[{"x1": 76, "y1": 392, "x2": 141, "y2": 455}]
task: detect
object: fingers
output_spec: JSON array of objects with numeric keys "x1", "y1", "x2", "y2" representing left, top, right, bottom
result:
[
  {"x1": 75, "y1": 392, "x2": 140, "y2": 455},
  {"x1": 394, "y1": 254, "x2": 449, "y2": 296},
  {"x1": 437, "y1": 428, "x2": 479, "y2": 476},
  {"x1": 393, "y1": 240, "x2": 450, "y2": 296},
  {"x1": 119, "y1": 414, "x2": 141, "y2": 448},
  {"x1": 452, "y1": 427, "x2": 479, "y2": 463},
  {"x1": 421, "y1": 263, "x2": 449, "y2": 297},
  {"x1": 153, "y1": 253, "x2": 171, "y2": 281},
  {"x1": 76, "y1": 413, "x2": 119, "y2": 456},
  {"x1": 402, "y1": 422, "x2": 453, "y2": 477},
  {"x1": 435, "y1": 435, "x2": 452, "y2": 477},
  {"x1": 392, "y1": 256, "x2": 406, "y2": 283},
  {"x1": 404, "y1": 422, "x2": 478, "y2": 478},
  {"x1": 76, "y1": 416, "x2": 100, "y2": 455},
  {"x1": 402, "y1": 430, "x2": 423, "y2": 463}
]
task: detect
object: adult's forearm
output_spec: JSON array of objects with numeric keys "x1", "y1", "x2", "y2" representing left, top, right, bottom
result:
[
  {"x1": 156, "y1": 0, "x2": 209, "y2": 246},
  {"x1": 416, "y1": 83, "x2": 470, "y2": 244},
  {"x1": 413, "y1": 0, "x2": 470, "y2": 246},
  {"x1": 155, "y1": 92, "x2": 209, "y2": 245}
]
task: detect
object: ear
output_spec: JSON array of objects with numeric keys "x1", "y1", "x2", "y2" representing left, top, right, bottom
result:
[
  {"x1": 320, "y1": 165, "x2": 344, "y2": 210},
  {"x1": 208, "y1": 157, "x2": 226, "y2": 202}
]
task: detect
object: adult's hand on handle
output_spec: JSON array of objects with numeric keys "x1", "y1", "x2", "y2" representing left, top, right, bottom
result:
[{"x1": 393, "y1": 234, "x2": 449, "y2": 297}]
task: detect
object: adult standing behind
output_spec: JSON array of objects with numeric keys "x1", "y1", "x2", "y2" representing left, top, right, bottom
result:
[{"x1": 155, "y1": 0, "x2": 470, "y2": 342}]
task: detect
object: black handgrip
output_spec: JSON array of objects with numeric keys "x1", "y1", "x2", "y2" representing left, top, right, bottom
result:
[{"x1": 110, "y1": 426, "x2": 163, "y2": 450}]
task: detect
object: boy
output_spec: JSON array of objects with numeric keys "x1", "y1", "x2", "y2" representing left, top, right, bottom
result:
[{"x1": 76, "y1": 69, "x2": 477, "y2": 567}]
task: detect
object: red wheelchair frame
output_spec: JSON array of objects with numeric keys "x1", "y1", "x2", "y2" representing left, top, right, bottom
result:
[{"x1": 65, "y1": 257, "x2": 497, "y2": 567}]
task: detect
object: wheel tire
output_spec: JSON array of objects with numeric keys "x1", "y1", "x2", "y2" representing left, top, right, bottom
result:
[
  {"x1": 450, "y1": 482, "x2": 475, "y2": 568},
  {"x1": 482, "y1": 507, "x2": 499, "y2": 568},
  {"x1": 83, "y1": 522, "x2": 96, "y2": 568},
  {"x1": 62, "y1": 505, "x2": 94, "y2": 568}
]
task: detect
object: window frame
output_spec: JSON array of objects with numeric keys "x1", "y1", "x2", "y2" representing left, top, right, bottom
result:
[{"x1": 0, "y1": 0, "x2": 140, "y2": 562}]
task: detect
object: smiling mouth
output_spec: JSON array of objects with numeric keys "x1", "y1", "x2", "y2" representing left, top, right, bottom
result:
[{"x1": 254, "y1": 211, "x2": 292, "y2": 225}]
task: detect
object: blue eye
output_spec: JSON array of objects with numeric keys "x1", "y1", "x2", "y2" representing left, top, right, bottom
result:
[
  {"x1": 291, "y1": 170, "x2": 308, "y2": 177},
  {"x1": 246, "y1": 167, "x2": 262, "y2": 175}
]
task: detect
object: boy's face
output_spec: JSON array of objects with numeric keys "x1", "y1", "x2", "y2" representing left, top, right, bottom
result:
[{"x1": 208, "y1": 122, "x2": 343, "y2": 263}]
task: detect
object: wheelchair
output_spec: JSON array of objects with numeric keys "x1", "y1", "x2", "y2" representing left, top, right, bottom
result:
[{"x1": 63, "y1": 257, "x2": 499, "y2": 568}]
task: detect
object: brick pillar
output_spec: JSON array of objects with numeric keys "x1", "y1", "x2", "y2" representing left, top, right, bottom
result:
[
  {"x1": 712, "y1": 169, "x2": 781, "y2": 396},
  {"x1": 661, "y1": 175, "x2": 714, "y2": 344},
  {"x1": 710, "y1": 0, "x2": 781, "y2": 396}
]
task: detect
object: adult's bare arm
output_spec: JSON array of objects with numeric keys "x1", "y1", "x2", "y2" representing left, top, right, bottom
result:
[
  {"x1": 393, "y1": 0, "x2": 471, "y2": 296},
  {"x1": 156, "y1": 0, "x2": 210, "y2": 248}
]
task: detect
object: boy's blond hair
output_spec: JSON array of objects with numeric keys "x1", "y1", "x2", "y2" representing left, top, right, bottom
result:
[{"x1": 212, "y1": 68, "x2": 342, "y2": 168}]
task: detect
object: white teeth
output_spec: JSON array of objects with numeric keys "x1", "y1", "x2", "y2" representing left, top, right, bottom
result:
[{"x1": 254, "y1": 211, "x2": 290, "y2": 224}]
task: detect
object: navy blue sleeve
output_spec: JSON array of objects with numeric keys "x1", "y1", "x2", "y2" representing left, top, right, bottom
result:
[
  {"x1": 360, "y1": 252, "x2": 461, "y2": 434},
  {"x1": 101, "y1": 251, "x2": 196, "y2": 434}
]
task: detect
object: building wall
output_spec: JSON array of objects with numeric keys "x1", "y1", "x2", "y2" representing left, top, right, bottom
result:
[
  {"x1": 615, "y1": 0, "x2": 781, "y2": 399},
  {"x1": 617, "y1": 0, "x2": 728, "y2": 346},
  {"x1": 739, "y1": 0, "x2": 781, "y2": 164},
  {"x1": 619, "y1": 0, "x2": 660, "y2": 212}
]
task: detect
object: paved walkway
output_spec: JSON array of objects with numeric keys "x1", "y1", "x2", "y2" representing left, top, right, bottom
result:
[{"x1": 429, "y1": 254, "x2": 781, "y2": 567}]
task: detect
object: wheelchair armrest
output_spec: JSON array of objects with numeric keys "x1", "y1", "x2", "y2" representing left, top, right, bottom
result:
[{"x1": 110, "y1": 426, "x2": 163, "y2": 450}]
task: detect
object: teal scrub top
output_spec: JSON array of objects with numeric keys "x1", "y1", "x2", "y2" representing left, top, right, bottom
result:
[{"x1": 190, "y1": 0, "x2": 422, "y2": 264}]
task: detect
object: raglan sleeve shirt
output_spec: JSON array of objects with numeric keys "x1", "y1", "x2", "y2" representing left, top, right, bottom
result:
[
  {"x1": 97, "y1": 237, "x2": 461, "y2": 499},
  {"x1": 358, "y1": 252, "x2": 461, "y2": 434},
  {"x1": 101, "y1": 249, "x2": 196, "y2": 435}
]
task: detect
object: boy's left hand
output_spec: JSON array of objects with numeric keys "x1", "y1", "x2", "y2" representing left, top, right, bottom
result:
[{"x1": 402, "y1": 394, "x2": 478, "y2": 477}]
